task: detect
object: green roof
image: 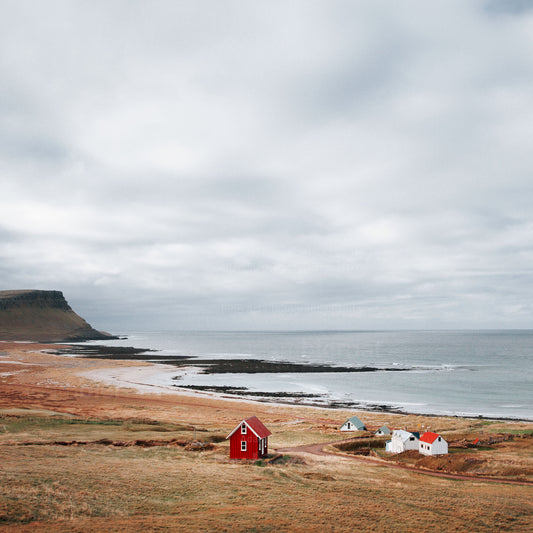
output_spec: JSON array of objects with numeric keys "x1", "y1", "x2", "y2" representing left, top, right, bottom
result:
[{"x1": 342, "y1": 416, "x2": 366, "y2": 430}]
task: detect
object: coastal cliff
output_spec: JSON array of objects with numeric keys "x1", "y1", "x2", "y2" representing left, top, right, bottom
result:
[{"x1": 0, "y1": 290, "x2": 115, "y2": 342}]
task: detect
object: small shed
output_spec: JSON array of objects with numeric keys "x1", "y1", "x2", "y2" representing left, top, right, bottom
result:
[
  {"x1": 226, "y1": 416, "x2": 272, "y2": 460},
  {"x1": 339, "y1": 415, "x2": 366, "y2": 432},
  {"x1": 375, "y1": 426, "x2": 391, "y2": 437},
  {"x1": 419, "y1": 431, "x2": 448, "y2": 456},
  {"x1": 386, "y1": 430, "x2": 419, "y2": 453}
]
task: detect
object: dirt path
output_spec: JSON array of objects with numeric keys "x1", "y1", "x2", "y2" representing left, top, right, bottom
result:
[
  {"x1": 276, "y1": 440, "x2": 533, "y2": 486},
  {"x1": 277, "y1": 439, "x2": 352, "y2": 457}
]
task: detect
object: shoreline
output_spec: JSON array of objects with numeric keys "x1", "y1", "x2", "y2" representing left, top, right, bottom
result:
[
  {"x1": 2, "y1": 343, "x2": 532, "y2": 531},
  {"x1": 54, "y1": 343, "x2": 415, "y2": 373},
  {"x1": 52, "y1": 343, "x2": 533, "y2": 423}
]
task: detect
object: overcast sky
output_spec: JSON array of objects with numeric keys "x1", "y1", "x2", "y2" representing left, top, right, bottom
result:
[{"x1": 2, "y1": 0, "x2": 533, "y2": 331}]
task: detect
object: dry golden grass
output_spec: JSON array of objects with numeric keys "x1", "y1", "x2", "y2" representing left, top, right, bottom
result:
[
  {"x1": 1, "y1": 437, "x2": 532, "y2": 532},
  {"x1": 1, "y1": 342, "x2": 532, "y2": 532}
]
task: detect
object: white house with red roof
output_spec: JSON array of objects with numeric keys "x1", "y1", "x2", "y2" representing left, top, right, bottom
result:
[
  {"x1": 226, "y1": 416, "x2": 272, "y2": 460},
  {"x1": 419, "y1": 431, "x2": 448, "y2": 456}
]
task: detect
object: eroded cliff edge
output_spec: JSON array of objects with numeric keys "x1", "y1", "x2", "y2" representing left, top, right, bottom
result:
[{"x1": 0, "y1": 290, "x2": 116, "y2": 342}]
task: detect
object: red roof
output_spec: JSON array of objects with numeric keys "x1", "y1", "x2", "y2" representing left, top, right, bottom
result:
[
  {"x1": 226, "y1": 416, "x2": 272, "y2": 439},
  {"x1": 420, "y1": 431, "x2": 440, "y2": 444}
]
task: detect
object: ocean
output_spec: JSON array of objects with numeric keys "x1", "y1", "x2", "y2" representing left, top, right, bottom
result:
[{"x1": 81, "y1": 330, "x2": 533, "y2": 420}]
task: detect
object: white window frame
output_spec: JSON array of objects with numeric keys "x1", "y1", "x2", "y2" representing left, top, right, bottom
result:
[
  {"x1": 241, "y1": 423, "x2": 247, "y2": 434},
  {"x1": 241, "y1": 441, "x2": 247, "y2": 452}
]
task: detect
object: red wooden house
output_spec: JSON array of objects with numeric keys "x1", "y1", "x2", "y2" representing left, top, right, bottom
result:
[{"x1": 226, "y1": 416, "x2": 272, "y2": 460}]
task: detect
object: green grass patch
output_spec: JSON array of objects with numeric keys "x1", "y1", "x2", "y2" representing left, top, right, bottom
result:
[
  {"x1": 0, "y1": 415, "x2": 124, "y2": 433},
  {"x1": 496, "y1": 429, "x2": 533, "y2": 436},
  {"x1": 0, "y1": 414, "x2": 198, "y2": 435},
  {"x1": 122, "y1": 421, "x2": 194, "y2": 433}
]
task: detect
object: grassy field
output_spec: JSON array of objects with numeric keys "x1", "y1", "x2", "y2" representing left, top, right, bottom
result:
[
  {"x1": 330, "y1": 429, "x2": 533, "y2": 480},
  {"x1": 1, "y1": 412, "x2": 532, "y2": 532},
  {"x1": 1, "y1": 346, "x2": 532, "y2": 531}
]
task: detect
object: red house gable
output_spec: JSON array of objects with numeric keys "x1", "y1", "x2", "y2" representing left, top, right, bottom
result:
[
  {"x1": 227, "y1": 416, "x2": 272, "y2": 460},
  {"x1": 420, "y1": 431, "x2": 440, "y2": 444}
]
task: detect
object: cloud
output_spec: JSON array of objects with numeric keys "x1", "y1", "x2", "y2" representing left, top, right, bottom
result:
[
  {"x1": 485, "y1": 0, "x2": 533, "y2": 15},
  {"x1": 1, "y1": 1, "x2": 533, "y2": 330}
]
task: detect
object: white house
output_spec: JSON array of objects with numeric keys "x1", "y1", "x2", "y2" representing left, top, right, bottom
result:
[
  {"x1": 339, "y1": 415, "x2": 366, "y2": 432},
  {"x1": 385, "y1": 430, "x2": 419, "y2": 453},
  {"x1": 375, "y1": 426, "x2": 391, "y2": 437},
  {"x1": 419, "y1": 432, "x2": 448, "y2": 456}
]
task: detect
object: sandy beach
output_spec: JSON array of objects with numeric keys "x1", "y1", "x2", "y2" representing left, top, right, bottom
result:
[
  {"x1": 0, "y1": 341, "x2": 494, "y2": 428},
  {"x1": 0, "y1": 341, "x2": 407, "y2": 428}
]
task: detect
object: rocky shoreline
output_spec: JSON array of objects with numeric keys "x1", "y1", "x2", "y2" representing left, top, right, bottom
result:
[
  {"x1": 52, "y1": 344, "x2": 421, "y2": 411},
  {"x1": 56, "y1": 344, "x2": 412, "y2": 373},
  {"x1": 53, "y1": 344, "x2": 531, "y2": 421},
  {"x1": 175, "y1": 384, "x2": 323, "y2": 399},
  {"x1": 172, "y1": 382, "x2": 411, "y2": 412}
]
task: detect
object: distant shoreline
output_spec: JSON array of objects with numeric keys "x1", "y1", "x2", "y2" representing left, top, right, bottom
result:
[
  {"x1": 52, "y1": 343, "x2": 533, "y2": 423},
  {"x1": 57, "y1": 343, "x2": 415, "y2": 373}
]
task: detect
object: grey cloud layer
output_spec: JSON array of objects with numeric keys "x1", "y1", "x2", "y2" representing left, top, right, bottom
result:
[{"x1": 1, "y1": 1, "x2": 533, "y2": 330}]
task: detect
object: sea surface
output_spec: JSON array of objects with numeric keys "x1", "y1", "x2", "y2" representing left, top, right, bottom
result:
[{"x1": 81, "y1": 330, "x2": 532, "y2": 420}]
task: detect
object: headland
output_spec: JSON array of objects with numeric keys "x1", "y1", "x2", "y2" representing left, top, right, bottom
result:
[{"x1": 0, "y1": 290, "x2": 116, "y2": 342}]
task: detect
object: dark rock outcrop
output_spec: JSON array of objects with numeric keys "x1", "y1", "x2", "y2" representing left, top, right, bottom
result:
[{"x1": 0, "y1": 289, "x2": 115, "y2": 342}]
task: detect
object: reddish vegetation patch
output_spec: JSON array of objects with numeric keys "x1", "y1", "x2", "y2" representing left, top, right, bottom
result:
[{"x1": 417, "y1": 453, "x2": 486, "y2": 474}]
